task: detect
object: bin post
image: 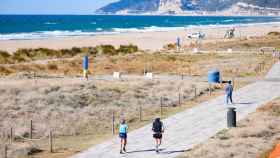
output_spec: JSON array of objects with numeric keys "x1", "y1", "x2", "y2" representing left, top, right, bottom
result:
[{"x1": 227, "y1": 107, "x2": 237, "y2": 128}]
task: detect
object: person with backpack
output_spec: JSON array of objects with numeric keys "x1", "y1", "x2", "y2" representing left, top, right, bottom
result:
[
  {"x1": 119, "y1": 119, "x2": 128, "y2": 154},
  {"x1": 152, "y1": 118, "x2": 164, "y2": 153}
]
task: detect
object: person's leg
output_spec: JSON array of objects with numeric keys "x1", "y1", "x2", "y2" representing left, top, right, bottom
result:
[
  {"x1": 226, "y1": 94, "x2": 229, "y2": 104},
  {"x1": 123, "y1": 138, "x2": 127, "y2": 152},
  {"x1": 230, "y1": 93, "x2": 233, "y2": 104},
  {"x1": 120, "y1": 138, "x2": 124, "y2": 153},
  {"x1": 159, "y1": 138, "x2": 162, "y2": 146},
  {"x1": 156, "y1": 139, "x2": 159, "y2": 152}
]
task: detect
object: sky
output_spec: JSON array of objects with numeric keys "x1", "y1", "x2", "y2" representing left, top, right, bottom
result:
[{"x1": 0, "y1": 0, "x2": 118, "y2": 14}]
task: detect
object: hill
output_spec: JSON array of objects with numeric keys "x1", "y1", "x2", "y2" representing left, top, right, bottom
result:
[{"x1": 96, "y1": 0, "x2": 280, "y2": 15}]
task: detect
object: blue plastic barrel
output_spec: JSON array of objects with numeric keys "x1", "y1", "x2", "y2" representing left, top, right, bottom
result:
[
  {"x1": 83, "y1": 55, "x2": 89, "y2": 70},
  {"x1": 208, "y1": 70, "x2": 220, "y2": 83}
]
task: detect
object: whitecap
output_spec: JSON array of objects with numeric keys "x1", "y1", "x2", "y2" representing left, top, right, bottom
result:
[{"x1": 44, "y1": 22, "x2": 57, "y2": 25}]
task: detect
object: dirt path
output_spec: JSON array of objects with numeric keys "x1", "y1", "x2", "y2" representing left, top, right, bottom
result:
[{"x1": 70, "y1": 62, "x2": 280, "y2": 158}]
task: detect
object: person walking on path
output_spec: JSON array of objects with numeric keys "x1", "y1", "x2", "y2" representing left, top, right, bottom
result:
[
  {"x1": 225, "y1": 81, "x2": 234, "y2": 104},
  {"x1": 152, "y1": 118, "x2": 164, "y2": 153},
  {"x1": 119, "y1": 119, "x2": 128, "y2": 154}
]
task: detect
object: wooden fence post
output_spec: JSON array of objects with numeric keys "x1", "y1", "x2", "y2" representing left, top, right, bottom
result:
[
  {"x1": 4, "y1": 145, "x2": 7, "y2": 158},
  {"x1": 259, "y1": 63, "x2": 262, "y2": 72},
  {"x1": 160, "y1": 97, "x2": 163, "y2": 117},
  {"x1": 209, "y1": 84, "x2": 212, "y2": 96},
  {"x1": 139, "y1": 105, "x2": 142, "y2": 121},
  {"x1": 232, "y1": 77, "x2": 235, "y2": 90},
  {"x1": 178, "y1": 93, "x2": 181, "y2": 106},
  {"x1": 49, "y1": 130, "x2": 53, "y2": 153},
  {"x1": 9, "y1": 127, "x2": 13, "y2": 144},
  {"x1": 194, "y1": 87, "x2": 197, "y2": 99},
  {"x1": 30, "y1": 120, "x2": 33, "y2": 139},
  {"x1": 112, "y1": 112, "x2": 115, "y2": 135}
]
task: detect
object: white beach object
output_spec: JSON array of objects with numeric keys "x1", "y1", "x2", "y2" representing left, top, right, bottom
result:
[
  {"x1": 227, "y1": 48, "x2": 232, "y2": 53},
  {"x1": 193, "y1": 48, "x2": 199, "y2": 53},
  {"x1": 113, "y1": 72, "x2": 121, "y2": 79},
  {"x1": 145, "y1": 72, "x2": 153, "y2": 79}
]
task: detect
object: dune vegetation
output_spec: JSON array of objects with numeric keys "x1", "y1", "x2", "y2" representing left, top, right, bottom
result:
[{"x1": 0, "y1": 44, "x2": 138, "y2": 64}]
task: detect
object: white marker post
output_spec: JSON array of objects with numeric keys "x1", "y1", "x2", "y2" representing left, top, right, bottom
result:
[
  {"x1": 113, "y1": 72, "x2": 121, "y2": 79},
  {"x1": 145, "y1": 72, "x2": 153, "y2": 79}
]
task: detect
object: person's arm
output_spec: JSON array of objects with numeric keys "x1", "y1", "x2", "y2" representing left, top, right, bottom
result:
[{"x1": 161, "y1": 123, "x2": 165, "y2": 133}]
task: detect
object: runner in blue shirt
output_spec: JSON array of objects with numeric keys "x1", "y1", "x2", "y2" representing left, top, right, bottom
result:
[{"x1": 119, "y1": 119, "x2": 128, "y2": 154}]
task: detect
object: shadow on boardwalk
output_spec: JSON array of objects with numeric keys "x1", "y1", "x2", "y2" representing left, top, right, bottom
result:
[{"x1": 126, "y1": 148, "x2": 188, "y2": 155}]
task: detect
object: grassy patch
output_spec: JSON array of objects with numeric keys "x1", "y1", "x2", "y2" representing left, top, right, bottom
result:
[
  {"x1": 0, "y1": 44, "x2": 139, "y2": 65},
  {"x1": 118, "y1": 44, "x2": 138, "y2": 54},
  {"x1": 0, "y1": 50, "x2": 12, "y2": 64}
]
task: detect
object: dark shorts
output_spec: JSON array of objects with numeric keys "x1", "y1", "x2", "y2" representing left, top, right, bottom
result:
[
  {"x1": 119, "y1": 133, "x2": 127, "y2": 139},
  {"x1": 153, "y1": 133, "x2": 162, "y2": 139}
]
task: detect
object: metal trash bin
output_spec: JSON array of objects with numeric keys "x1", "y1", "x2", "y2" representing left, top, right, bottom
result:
[{"x1": 227, "y1": 107, "x2": 236, "y2": 128}]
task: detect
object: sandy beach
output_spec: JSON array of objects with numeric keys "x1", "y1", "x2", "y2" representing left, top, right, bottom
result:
[{"x1": 0, "y1": 23, "x2": 280, "y2": 53}]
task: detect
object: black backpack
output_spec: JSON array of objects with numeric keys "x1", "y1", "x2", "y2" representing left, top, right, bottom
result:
[{"x1": 153, "y1": 120, "x2": 162, "y2": 133}]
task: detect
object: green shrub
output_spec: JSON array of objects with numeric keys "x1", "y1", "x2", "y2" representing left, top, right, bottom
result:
[
  {"x1": 59, "y1": 49, "x2": 73, "y2": 57},
  {"x1": 13, "y1": 49, "x2": 33, "y2": 62},
  {"x1": 32, "y1": 48, "x2": 58, "y2": 59},
  {"x1": 71, "y1": 47, "x2": 82, "y2": 56},
  {"x1": 118, "y1": 44, "x2": 138, "y2": 54},
  {"x1": 97, "y1": 45, "x2": 117, "y2": 56},
  {"x1": 268, "y1": 31, "x2": 280, "y2": 36},
  {"x1": 88, "y1": 47, "x2": 98, "y2": 55},
  {"x1": 0, "y1": 50, "x2": 12, "y2": 64},
  {"x1": 164, "y1": 43, "x2": 176, "y2": 50}
]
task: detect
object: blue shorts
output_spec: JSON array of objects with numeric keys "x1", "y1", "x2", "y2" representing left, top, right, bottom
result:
[{"x1": 119, "y1": 133, "x2": 127, "y2": 139}]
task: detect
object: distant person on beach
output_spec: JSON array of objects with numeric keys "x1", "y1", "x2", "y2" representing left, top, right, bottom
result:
[
  {"x1": 119, "y1": 119, "x2": 128, "y2": 154},
  {"x1": 225, "y1": 81, "x2": 234, "y2": 104},
  {"x1": 152, "y1": 118, "x2": 164, "y2": 153},
  {"x1": 176, "y1": 37, "x2": 181, "y2": 51}
]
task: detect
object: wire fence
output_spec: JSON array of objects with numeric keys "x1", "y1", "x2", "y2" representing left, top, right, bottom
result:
[
  {"x1": 1, "y1": 80, "x2": 212, "y2": 158},
  {"x1": 1, "y1": 56, "x2": 278, "y2": 157}
]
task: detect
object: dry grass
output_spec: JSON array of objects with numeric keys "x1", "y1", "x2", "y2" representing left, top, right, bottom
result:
[
  {"x1": 202, "y1": 34, "x2": 280, "y2": 51},
  {"x1": 0, "y1": 44, "x2": 138, "y2": 65},
  {"x1": 178, "y1": 98, "x2": 280, "y2": 158},
  {"x1": 0, "y1": 52, "x2": 274, "y2": 79},
  {"x1": 0, "y1": 35, "x2": 277, "y2": 158},
  {"x1": 0, "y1": 51, "x2": 275, "y2": 158},
  {"x1": 0, "y1": 76, "x2": 215, "y2": 158}
]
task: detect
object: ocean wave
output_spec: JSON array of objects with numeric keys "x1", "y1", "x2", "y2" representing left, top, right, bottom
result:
[
  {"x1": 0, "y1": 30, "x2": 98, "y2": 40},
  {"x1": 223, "y1": 19, "x2": 234, "y2": 22},
  {"x1": 44, "y1": 22, "x2": 57, "y2": 25},
  {"x1": 112, "y1": 26, "x2": 185, "y2": 33},
  {"x1": 1, "y1": 21, "x2": 280, "y2": 40}
]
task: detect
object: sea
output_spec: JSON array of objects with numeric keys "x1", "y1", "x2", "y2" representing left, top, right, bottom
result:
[{"x1": 0, "y1": 15, "x2": 280, "y2": 40}]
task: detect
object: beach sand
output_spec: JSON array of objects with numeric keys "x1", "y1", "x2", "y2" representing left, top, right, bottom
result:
[{"x1": 0, "y1": 23, "x2": 280, "y2": 53}]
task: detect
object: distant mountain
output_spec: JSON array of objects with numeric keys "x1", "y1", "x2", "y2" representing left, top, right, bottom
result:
[
  {"x1": 96, "y1": 0, "x2": 280, "y2": 15},
  {"x1": 96, "y1": 0, "x2": 160, "y2": 14}
]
